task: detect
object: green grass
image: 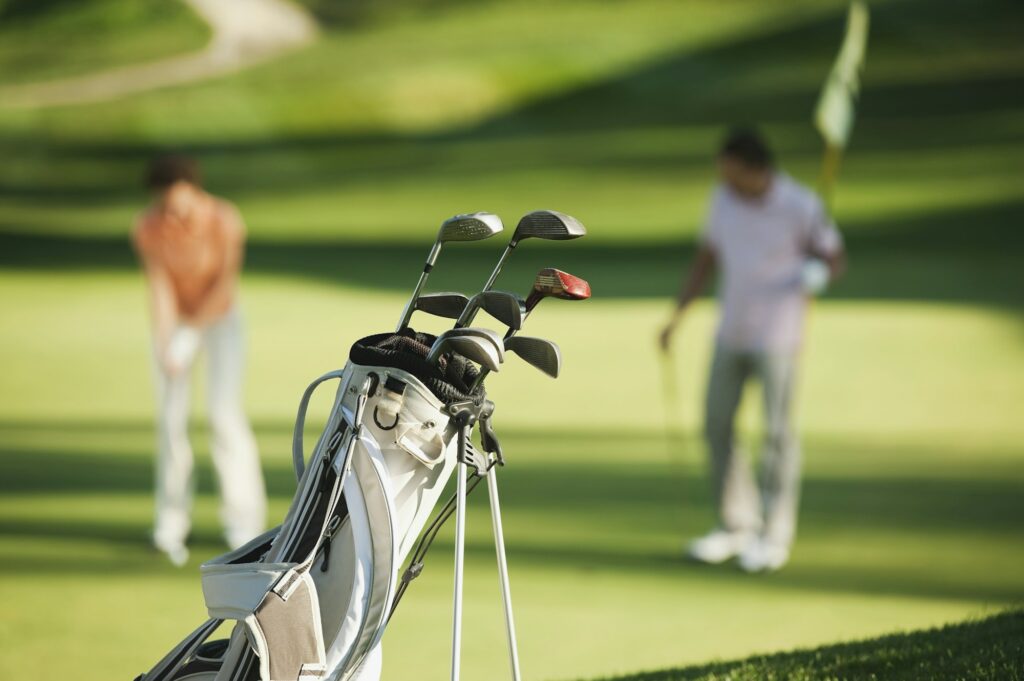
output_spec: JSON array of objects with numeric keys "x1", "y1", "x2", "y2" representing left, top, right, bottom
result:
[
  {"x1": 1, "y1": 0, "x2": 1023, "y2": 679},
  {"x1": 592, "y1": 610, "x2": 1024, "y2": 680},
  {"x1": 0, "y1": 0, "x2": 209, "y2": 86},
  {"x1": 1, "y1": 274, "x2": 1022, "y2": 680}
]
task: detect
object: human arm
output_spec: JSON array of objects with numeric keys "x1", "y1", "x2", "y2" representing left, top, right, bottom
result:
[
  {"x1": 133, "y1": 221, "x2": 180, "y2": 371},
  {"x1": 806, "y1": 196, "x2": 847, "y2": 283},
  {"x1": 659, "y1": 244, "x2": 717, "y2": 352},
  {"x1": 185, "y1": 203, "x2": 246, "y2": 327}
]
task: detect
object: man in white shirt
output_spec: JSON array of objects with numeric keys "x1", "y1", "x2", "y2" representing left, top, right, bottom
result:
[{"x1": 659, "y1": 129, "x2": 845, "y2": 572}]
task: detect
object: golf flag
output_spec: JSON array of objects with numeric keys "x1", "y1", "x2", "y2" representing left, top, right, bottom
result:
[
  {"x1": 815, "y1": 1, "x2": 869, "y2": 202},
  {"x1": 816, "y1": 1, "x2": 870, "y2": 147}
]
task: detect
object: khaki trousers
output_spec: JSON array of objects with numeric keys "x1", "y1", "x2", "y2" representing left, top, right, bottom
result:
[{"x1": 704, "y1": 345, "x2": 801, "y2": 547}]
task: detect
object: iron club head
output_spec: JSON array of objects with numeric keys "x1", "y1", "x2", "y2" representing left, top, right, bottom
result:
[
  {"x1": 459, "y1": 290, "x2": 525, "y2": 331},
  {"x1": 414, "y1": 292, "x2": 470, "y2": 320},
  {"x1": 504, "y1": 336, "x2": 561, "y2": 378},
  {"x1": 426, "y1": 328, "x2": 505, "y2": 372}
]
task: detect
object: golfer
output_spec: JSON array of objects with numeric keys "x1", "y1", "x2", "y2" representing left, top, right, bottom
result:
[
  {"x1": 659, "y1": 129, "x2": 845, "y2": 572},
  {"x1": 133, "y1": 155, "x2": 266, "y2": 566}
]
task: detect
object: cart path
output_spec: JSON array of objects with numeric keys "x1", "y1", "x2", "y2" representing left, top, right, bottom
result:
[{"x1": 0, "y1": 0, "x2": 317, "y2": 108}]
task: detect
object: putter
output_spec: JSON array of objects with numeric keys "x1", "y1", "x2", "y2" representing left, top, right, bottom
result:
[
  {"x1": 397, "y1": 212, "x2": 503, "y2": 331},
  {"x1": 426, "y1": 329, "x2": 505, "y2": 372},
  {"x1": 455, "y1": 209, "x2": 586, "y2": 327},
  {"x1": 413, "y1": 292, "x2": 471, "y2": 321},
  {"x1": 457, "y1": 290, "x2": 525, "y2": 331}
]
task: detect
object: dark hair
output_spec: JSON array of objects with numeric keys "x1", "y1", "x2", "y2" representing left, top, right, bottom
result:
[
  {"x1": 718, "y1": 128, "x2": 774, "y2": 169},
  {"x1": 144, "y1": 154, "x2": 200, "y2": 190}
]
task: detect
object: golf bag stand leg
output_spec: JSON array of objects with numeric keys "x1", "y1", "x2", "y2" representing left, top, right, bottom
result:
[
  {"x1": 487, "y1": 466, "x2": 522, "y2": 681},
  {"x1": 451, "y1": 421, "x2": 471, "y2": 681}
]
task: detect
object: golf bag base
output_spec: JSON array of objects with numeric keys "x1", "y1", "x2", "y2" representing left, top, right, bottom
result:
[{"x1": 138, "y1": 330, "x2": 487, "y2": 681}]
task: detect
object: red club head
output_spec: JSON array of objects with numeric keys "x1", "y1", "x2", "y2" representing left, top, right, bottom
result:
[{"x1": 525, "y1": 268, "x2": 591, "y2": 311}]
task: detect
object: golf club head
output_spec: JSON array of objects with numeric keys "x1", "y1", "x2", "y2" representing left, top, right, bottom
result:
[
  {"x1": 449, "y1": 327, "x2": 506, "y2": 360},
  {"x1": 513, "y1": 209, "x2": 587, "y2": 243},
  {"x1": 526, "y1": 268, "x2": 592, "y2": 311},
  {"x1": 414, "y1": 292, "x2": 470, "y2": 320},
  {"x1": 505, "y1": 336, "x2": 561, "y2": 378},
  {"x1": 473, "y1": 290, "x2": 526, "y2": 330},
  {"x1": 428, "y1": 329, "x2": 504, "y2": 372},
  {"x1": 439, "y1": 212, "x2": 504, "y2": 242}
]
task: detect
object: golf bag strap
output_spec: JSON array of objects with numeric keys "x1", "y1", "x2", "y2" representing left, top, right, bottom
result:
[
  {"x1": 292, "y1": 369, "x2": 348, "y2": 481},
  {"x1": 137, "y1": 617, "x2": 222, "y2": 681}
]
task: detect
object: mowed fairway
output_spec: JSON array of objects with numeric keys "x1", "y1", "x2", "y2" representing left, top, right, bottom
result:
[{"x1": 1, "y1": 0, "x2": 1023, "y2": 679}]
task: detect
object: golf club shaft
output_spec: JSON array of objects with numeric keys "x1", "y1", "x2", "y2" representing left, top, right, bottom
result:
[
  {"x1": 452, "y1": 298, "x2": 480, "y2": 329},
  {"x1": 487, "y1": 468, "x2": 522, "y2": 681},
  {"x1": 451, "y1": 428, "x2": 469, "y2": 681},
  {"x1": 397, "y1": 242, "x2": 443, "y2": 331},
  {"x1": 456, "y1": 243, "x2": 515, "y2": 327}
]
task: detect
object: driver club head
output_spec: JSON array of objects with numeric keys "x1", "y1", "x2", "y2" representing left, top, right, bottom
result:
[
  {"x1": 504, "y1": 336, "x2": 561, "y2": 378},
  {"x1": 439, "y1": 212, "x2": 504, "y2": 242},
  {"x1": 513, "y1": 210, "x2": 587, "y2": 243},
  {"x1": 414, "y1": 292, "x2": 470, "y2": 320}
]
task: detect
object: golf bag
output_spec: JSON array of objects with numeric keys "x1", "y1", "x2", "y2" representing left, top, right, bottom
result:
[{"x1": 136, "y1": 330, "x2": 501, "y2": 681}]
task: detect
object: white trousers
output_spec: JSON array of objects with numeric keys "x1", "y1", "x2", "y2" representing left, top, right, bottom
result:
[{"x1": 152, "y1": 307, "x2": 267, "y2": 551}]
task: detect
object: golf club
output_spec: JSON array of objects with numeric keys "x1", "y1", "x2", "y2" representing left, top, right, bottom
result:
[
  {"x1": 454, "y1": 209, "x2": 586, "y2": 327},
  {"x1": 504, "y1": 336, "x2": 561, "y2": 378},
  {"x1": 468, "y1": 268, "x2": 589, "y2": 389},
  {"x1": 426, "y1": 328, "x2": 505, "y2": 372},
  {"x1": 523, "y1": 267, "x2": 592, "y2": 319},
  {"x1": 457, "y1": 290, "x2": 525, "y2": 331},
  {"x1": 397, "y1": 212, "x2": 504, "y2": 331},
  {"x1": 413, "y1": 292, "x2": 471, "y2": 321},
  {"x1": 470, "y1": 335, "x2": 561, "y2": 390}
]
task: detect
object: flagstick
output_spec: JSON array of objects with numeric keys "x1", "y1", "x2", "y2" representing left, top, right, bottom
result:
[{"x1": 818, "y1": 142, "x2": 842, "y2": 210}]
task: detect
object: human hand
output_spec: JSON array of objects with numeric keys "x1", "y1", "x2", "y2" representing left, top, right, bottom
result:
[
  {"x1": 801, "y1": 258, "x2": 830, "y2": 295},
  {"x1": 163, "y1": 326, "x2": 200, "y2": 376}
]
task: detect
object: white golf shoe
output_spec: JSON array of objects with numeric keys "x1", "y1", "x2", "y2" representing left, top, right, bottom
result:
[
  {"x1": 738, "y1": 538, "x2": 789, "y2": 573},
  {"x1": 685, "y1": 528, "x2": 755, "y2": 564},
  {"x1": 154, "y1": 540, "x2": 189, "y2": 568}
]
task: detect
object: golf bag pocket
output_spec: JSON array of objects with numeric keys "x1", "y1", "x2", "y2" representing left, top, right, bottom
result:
[
  {"x1": 201, "y1": 562, "x2": 326, "y2": 681},
  {"x1": 365, "y1": 370, "x2": 449, "y2": 468}
]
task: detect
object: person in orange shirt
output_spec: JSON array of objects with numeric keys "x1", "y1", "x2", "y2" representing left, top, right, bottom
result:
[{"x1": 133, "y1": 155, "x2": 266, "y2": 566}]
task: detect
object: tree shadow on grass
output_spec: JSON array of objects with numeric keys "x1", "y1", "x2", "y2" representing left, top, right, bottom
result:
[
  {"x1": 2, "y1": 420, "x2": 1022, "y2": 602},
  {"x1": 1, "y1": 197, "x2": 1022, "y2": 309}
]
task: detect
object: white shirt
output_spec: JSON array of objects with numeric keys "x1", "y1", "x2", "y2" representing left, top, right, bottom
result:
[{"x1": 703, "y1": 172, "x2": 843, "y2": 353}]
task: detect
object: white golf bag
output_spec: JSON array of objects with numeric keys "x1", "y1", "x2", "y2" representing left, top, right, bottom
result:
[{"x1": 137, "y1": 331, "x2": 520, "y2": 681}]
